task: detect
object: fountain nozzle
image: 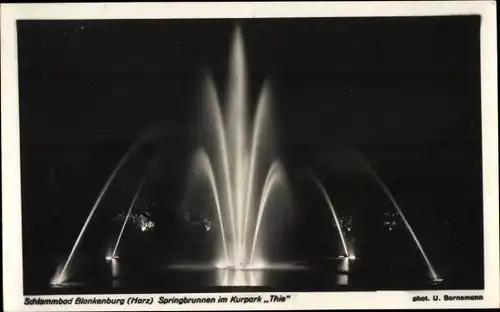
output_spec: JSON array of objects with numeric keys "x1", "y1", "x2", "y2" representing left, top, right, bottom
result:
[{"x1": 432, "y1": 277, "x2": 444, "y2": 285}]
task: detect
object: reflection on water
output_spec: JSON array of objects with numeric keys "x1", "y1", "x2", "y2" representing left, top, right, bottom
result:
[
  {"x1": 40, "y1": 255, "x2": 456, "y2": 294},
  {"x1": 50, "y1": 281, "x2": 86, "y2": 289},
  {"x1": 338, "y1": 258, "x2": 349, "y2": 273},
  {"x1": 49, "y1": 258, "x2": 355, "y2": 291},
  {"x1": 167, "y1": 262, "x2": 309, "y2": 287},
  {"x1": 217, "y1": 269, "x2": 264, "y2": 286},
  {"x1": 337, "y1": 274, "x2": 348, "y2": 285},
  {"x1": 110, "y1": 259, "x2": 119, "y2": 278}
]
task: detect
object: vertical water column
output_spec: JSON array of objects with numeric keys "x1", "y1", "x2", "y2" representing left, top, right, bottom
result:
[{"x1": 225, "y1": 26, "x2": 249, "y2": 268}]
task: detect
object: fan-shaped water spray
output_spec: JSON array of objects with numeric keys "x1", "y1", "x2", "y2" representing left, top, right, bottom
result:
[
  {"x1": 311, "y1": 175, "x2": 350, "y2": 258},
  {"x1": 51, "y1": 24, "x2": 445, "y2": 289},
  {"x1": 55, "y1": 138, "x2": 146, "y2": 285},
  {"x1": 189, "y1": 26, "x2": 286, "y2": 269},
  {"x1": 368, "y1": 166, "x2": 439, "y2": 281},
  {"x1": 249, "y1": 161, "x2": 286, "y2": 265},
  {"x1": 352, "y1": 153, "x2": 441, "y2": 282},
  {"x1": 191, "y1": 149, "x2": 229, "y2": 263},
  {"x1": 201, "y1": 72, "x2": 237, "y2": 259},
  {"x1": 243, "y1": 80, "x2": 273, "y2": 264},
  {"x1": 110, "y1": 170, "x2": 149, "y2": 259}
]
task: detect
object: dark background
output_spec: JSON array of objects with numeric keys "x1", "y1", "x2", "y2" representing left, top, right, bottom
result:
[{"x1": 17, "y1": 16, "x2": 483, "y2": 291}]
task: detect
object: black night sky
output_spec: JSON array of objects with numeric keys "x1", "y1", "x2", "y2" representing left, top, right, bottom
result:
[{"x1": 18, "y1": 16, "x2": 483, "y2": 292}]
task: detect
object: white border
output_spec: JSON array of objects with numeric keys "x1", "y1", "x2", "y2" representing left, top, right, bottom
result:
[{"x1": 1, "y1": 2, "x2": 498, "y2": 311}]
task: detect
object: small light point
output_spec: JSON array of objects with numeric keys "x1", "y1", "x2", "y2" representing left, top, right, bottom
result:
[{"x1": 432, "y1": 277, "x2": 444, "y2": 284}]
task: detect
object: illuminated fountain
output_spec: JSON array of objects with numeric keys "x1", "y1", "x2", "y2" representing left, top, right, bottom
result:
[
  {"x1": 52, "y1": 138, "x2": 147, "y2": 285},
  {"x1": 366, "y1": 165, "x2": 442, "y2": 283},
  {"x1": 350, "y1": 152, "x2": 442, "y2": 284},
  {"x1": 187, "y1": 26, "x2": 288, "y2": 270},
  {"x1": 109, "y1": 171, "x2": 149, "y2": 260},
  {"x1": 51, "y1": 25, "x2": 442, "y2": 288},
  {"x1": 52, "y1": 25, "x2": 291, "y2": 286},
  {"x1": 311, "y1": 174, "x2": 351, "y2": 259}
]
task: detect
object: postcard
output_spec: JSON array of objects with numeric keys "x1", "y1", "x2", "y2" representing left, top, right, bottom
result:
[{"x1": 2, "y1": 1, "x2": 498, "y2": 310}]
